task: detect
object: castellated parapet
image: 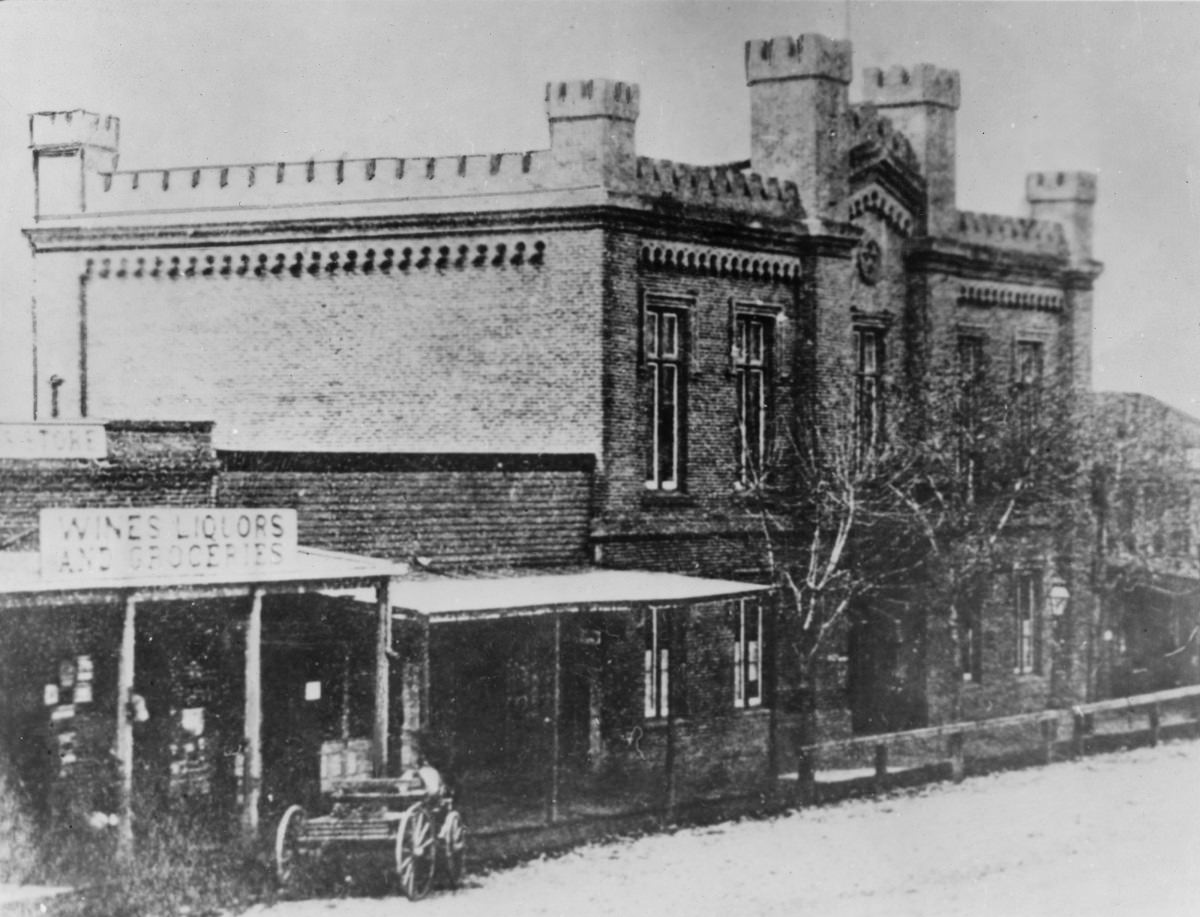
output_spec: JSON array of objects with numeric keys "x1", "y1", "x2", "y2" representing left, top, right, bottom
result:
[
  {"x1": 744, "y1": 34, "x2": 852, "y2": 85},
  {"x1": 545, "y1": 79, "x2": 639, "y2": 122},
  {"x1": 30, "y1": 110, "x2": 120, "y2": 156},
  {"x1": 861, "y1": 64, "x2": 961, "y2": 110},
  {"x1": 1025, "y1": 170, "x2": 1097, "y2": 263},
  {"x1": 1025, "y1": 170, "x2": 1098, "y2": 204}
]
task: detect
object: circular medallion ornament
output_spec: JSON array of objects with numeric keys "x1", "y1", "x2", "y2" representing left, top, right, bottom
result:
[{"x1": 856, "y1": 236, "x2": 882, "y2": 286}]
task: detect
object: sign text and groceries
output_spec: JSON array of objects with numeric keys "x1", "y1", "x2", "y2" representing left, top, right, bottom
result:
[
  {"x1": 0, "y1": 423, "x2": 107, "y2": 459},
  {"x1": 39, "y1": 508, "x2": 299, "y2": 579}
]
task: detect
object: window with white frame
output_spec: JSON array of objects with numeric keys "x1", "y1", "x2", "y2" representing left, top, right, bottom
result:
[
  {"x1": 957, "y1": 335, "x2": 985, "y2": 491},
  {"x1": 733, "y1": 598, "x2": 763, "y2": 708},
  {"x1": 853, "y1": 327, "x2": 885, "y2": 462},
  {"x1": 643, "y1": 607, "x2": 670, "y2": 719},
  {"x1": 959, "y1": 586, "x2": 983, "y2": 684},
  {"x1": 645, "y1": 305, "x2": 686, "y2": 491},
  {"x1": 734, "y1": 314, "x2": 772, "y2": 485},
  {"x1": 1014, "y1": 339, "x2": 1044, "y2": 446},
  {"x1": 1014, "y1": 571, "x2": 1042, "y2": 675}
]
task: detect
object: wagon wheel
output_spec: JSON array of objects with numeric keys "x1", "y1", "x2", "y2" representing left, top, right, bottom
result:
[
  {"x1": 438, "y1": 808, "x2": 466, "y2": 888},
  {"x1": 395, "y1": 804, "x2": 436, "y2": 900},
  {"x1": 273, "y1": 805, "x2": 307, "y2": 888}
]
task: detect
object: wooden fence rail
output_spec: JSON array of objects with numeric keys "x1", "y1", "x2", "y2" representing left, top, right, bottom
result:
[{"x1": 791, "y1": 683, "x2": 1200, "y2": 804}]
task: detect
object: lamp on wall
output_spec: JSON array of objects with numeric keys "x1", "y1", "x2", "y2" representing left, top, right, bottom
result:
[{"x1": 1047, "y1": 576, "x2": 1071, "y2": 618}]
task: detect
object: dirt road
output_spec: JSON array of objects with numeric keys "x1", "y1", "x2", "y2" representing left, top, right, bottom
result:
[{"x1": 246, "y1": 740, "x2": 1200, "y2": 917}]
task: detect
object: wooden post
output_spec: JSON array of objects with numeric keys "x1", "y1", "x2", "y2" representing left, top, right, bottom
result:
[
  {"x1": 242, "y1": 587, "x2": 264, "y2": 842},
  {"x1": 400, "y1": 615, "x2": 430, "y2": 768},
  {"x1": 1040, "y1": 717, "x2": 1057, "y2": 765},
  {"x1": 546, "y1": 612, "x2": 562, "y2": 824},
  {"x1": 797, "y1": 746, "x2": 817, "y2": 806},
  {"x1": 115, "y1": 594, "x2": 136, "y2": 858},
  {"x1": 948, "y1": 730, "x2": 965, "y2": 783},
  {"x1": 663, "y1": 609, "x2": 678, "y2": 822},
  {"x1": 373, "y1": 578, "x2": 391, "y2": 777},
  {"x1": 872, "y1": 743, "x2": 888, "y2": 796},
  {"x1": 1071, "y1": 709, "x2": 1087, "y2": 759},
  {"x1": 1149, "y1": 701, "x2": 1161, "y2": 748}
]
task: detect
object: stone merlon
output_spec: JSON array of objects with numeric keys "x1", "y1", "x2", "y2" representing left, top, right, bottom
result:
[
  {"x1": 861, "y1": 64, "x2": 961, "y2": 110},
  {"x1": 1025, "y1": 170, "x2": 1098, "y2": 204},
  {"x1": 29, "y1": 109, "x2": 120, "y2": 154},
  {"x1": 545, "y1": 79, "x2": 640, "y2": 122},
  {"x1": 744, "y1": 34, "x2": 852, "y2": 85}
]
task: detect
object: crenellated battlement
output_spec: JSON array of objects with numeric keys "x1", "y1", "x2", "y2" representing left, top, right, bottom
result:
[
  {"x1": 30, "y1": 109, "x2": 120, "y2": 153},
  {"x1": 545, "y1": 79, "x2": 639, "y2": 122},
  {"x1": 744, "y1": 33, "x2": 851, "y2": 85},
  {"x1": 634, "y1": 158, "x2": 804, "y2": 219},
  {"x1": 954, "y1": 210, "x2": 1068, "y2": 256},
  {"x1": 846, "y1": 105, "x2": 922, "y2": 178},
  {"x1": 1026, "y1": 171, "x2": 1097, "y2": 203},
  {"x1": 861, "y1": 64, "x2": 960, "y2": 110},
  {"x1": 59, "y1": 149, "x2": 557, "y2": 219}
]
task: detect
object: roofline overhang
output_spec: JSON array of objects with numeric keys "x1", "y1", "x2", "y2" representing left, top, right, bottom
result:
[{"x1": 24, "y1": 200, "x2": 860, "y2": 260}]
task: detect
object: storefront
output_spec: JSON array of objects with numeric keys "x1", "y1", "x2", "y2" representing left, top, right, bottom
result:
[
  {"x1": 0, "y1": 507, "x2": 404, "y2": 854},
  {"x1": 374, "y1": 569, "x2": 778, "y2": 826}
]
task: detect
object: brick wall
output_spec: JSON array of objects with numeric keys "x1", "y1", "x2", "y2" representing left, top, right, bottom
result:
[
  {"x1": 218, "y1": 453, "x2": 593, "y2": 567},
  {"x1": 71, "y1": 230, "x2": 604, "y2": 454},
  {"x1": 0, "y1": 421, "x2": 217, "y2": 549}
]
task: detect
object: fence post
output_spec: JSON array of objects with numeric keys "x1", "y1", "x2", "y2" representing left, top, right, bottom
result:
[
  {"x1": 797, "y1": 747, "x2": 816, "y2": 806},
  {"x1": 1071, "y1": 709, "x2": 1087, "y2": 758},
  {"x1": 872, "y1": 743, "x2": 888, "y2": 796},
  {"x1": 1040, "y1": 717, "x2": 1057, "y2": 765},
  {"x1": 1149, "y1": 701, "x2": 1161, "y2": 748},
  {"x1": 948, "y1": 730, "x2": 965, "y2": 783}
]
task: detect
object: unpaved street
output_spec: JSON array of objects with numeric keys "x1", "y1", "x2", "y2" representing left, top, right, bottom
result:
[{"x1": 248, "y1": 741, "x2": 1200, "y2": 917}]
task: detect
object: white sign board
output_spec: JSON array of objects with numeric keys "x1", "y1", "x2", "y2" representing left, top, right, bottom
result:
[
  {"x1": 40, "y1": 508, "x2": 298, "y2": 579},
  {"x1": 0, "y1": 423, "x2": 107, "y2": 459}
]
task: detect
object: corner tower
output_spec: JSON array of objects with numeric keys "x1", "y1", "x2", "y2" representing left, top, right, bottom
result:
[
  {"x1": 29, "y1": 110, "x2": 120, "y2": 218},
  {"x1": 861, "y1": 64, "x2": 960, "y2": 234},
  {"x1": 745, "y1": 33, "x2": 852, "y2": 217},
  {"x1": 545, "y1": 78, "x2": 640, "y2": 186}
]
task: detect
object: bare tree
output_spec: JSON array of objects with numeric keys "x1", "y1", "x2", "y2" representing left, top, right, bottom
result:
[{"x1": 739, "y1": 343, "x2": 1084, "y2": 739}]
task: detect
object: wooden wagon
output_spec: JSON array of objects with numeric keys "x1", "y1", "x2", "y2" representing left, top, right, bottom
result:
[{"x1": 273, "y1": 768, "x2": 466, "y2": 900}]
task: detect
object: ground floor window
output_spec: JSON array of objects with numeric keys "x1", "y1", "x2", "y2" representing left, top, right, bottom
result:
[
  {"x1": 1015, "y1": 571, "x2": 1042, "y2": 675},
  {"x1": 643, "y1": 607, "x2": 670, "y2": 719},
  {"x1": 733, "y1": 598, "x2": 763, "y2": 708}
]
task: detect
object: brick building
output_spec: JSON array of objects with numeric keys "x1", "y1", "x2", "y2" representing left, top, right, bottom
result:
[
  {"x1": 1091, "y1": 392, "x2": 1200, "y2": 696},
  {"x1": 8, "y1": 31, "x2": 1103, "y2": 837}
]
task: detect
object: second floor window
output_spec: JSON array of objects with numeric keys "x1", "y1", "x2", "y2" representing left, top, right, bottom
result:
[
  {"x1": 957, "y1": 335, "x2": 985, "y2": 489},
  {"x1": 853, "y1": 328, "x2": 885, "y2": 462},
  {"x1": 733, "y1": 598, "x2": 764, "y2": 708},
  {"x1": 645, "y1": 306, "x2": 685, "y2": 491},
  {"x1": 1014, "y1": 340, "x2": 1044, "y2": 445},
  {"x1": 1015, "y1": 571, "x2": 1043, "y2": 675},
  {"x1": 734, "y1": 314, "x2": 771, "y2": 485}
]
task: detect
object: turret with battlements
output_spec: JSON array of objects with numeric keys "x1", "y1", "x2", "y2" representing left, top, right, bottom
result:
[
  {"x1": 545, "y1": 78, "x2": 640, "y2": 186},
  {"x1": 861, "y1": 64, "x2": 960, "y2": 233},
  {"x1": 744, "y1": 33, "x2": 852, "y2": 216},
  {"x1": 1025, "y1": 171, "x2": 1097, "y2": 266},
  {"x1": 29, "y1": 110, "x2": 120, "y2": 217}
]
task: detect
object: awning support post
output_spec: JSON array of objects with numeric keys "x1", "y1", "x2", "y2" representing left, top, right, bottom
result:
[
  {"x1": 400, "y1": 615, "x2": 430, "y2": 768},
  {"x1": 373, "y1": 577, "x2": 391, "y2": 777},
  {"x1": 115, "y1": 594, "x2": 136, "y2": 858},
  {"x1": 241, "y1": 587, "x2": 264, "y2": 842}
]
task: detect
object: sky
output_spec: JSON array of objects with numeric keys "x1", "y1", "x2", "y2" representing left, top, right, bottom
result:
[{"x1": 1, "y1": 0, "x2": 1198, "y2": 417}]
